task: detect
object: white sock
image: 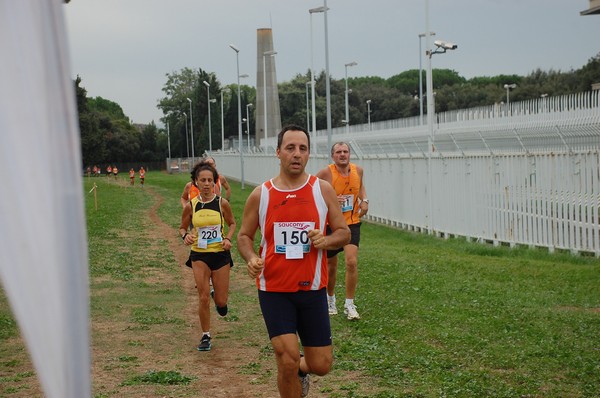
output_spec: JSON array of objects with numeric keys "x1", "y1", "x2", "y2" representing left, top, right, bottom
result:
[
  {"x1": 345, "y1": 298, "x2": 354, "y2": 307},
  {"x1": 328, "y1": 294, "x2": 336, "y2": 303},
  {"x1": 203, "y1": 331, "x2": 211, "y2": 338}
]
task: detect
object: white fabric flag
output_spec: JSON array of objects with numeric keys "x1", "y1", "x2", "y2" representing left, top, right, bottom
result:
[{"x1": 0, "y1": 1, "x2": 91, "y2": 397}]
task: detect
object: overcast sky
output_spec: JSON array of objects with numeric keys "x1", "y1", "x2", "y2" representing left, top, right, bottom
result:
[{"x1": 64, "y1": 0, "x2": 600, "y2": 125}]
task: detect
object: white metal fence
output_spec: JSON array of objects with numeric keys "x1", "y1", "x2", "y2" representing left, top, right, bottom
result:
[{"x1": 210, "y1": 91, "x2": 600, "y2": 256}]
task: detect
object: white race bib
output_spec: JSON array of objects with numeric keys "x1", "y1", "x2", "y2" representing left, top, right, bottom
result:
[
  {"x1": 197, "y1": 225, "x2": 222, "y2": 249},
  {"x1": 274, "y1": 221, "x2": 314, "y2": 257},
  {"x1": 340, "y1": 194, "x2": 354, "y2": 213}
]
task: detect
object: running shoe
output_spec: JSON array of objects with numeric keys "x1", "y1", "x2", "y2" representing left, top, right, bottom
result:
[
  {"x1": 344, "y1": 303, "x2": 360, "y2": 320},
  {"x1": 327, "y1": 298, "x2": 338, "y2": 315},
  {"x1": 197, "y1": 334, "x2": 211, "y2": 351},
  {"x1": 216, "y1": 304, "x2": 228, "y2": 316},
  {"x1": 299, "y1": 373, "x2": 310, "y2": 397}
]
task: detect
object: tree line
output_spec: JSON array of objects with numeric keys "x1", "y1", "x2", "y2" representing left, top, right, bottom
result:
[{"x1": 77, "y1": 53, "x2": 599, "y2": 167}]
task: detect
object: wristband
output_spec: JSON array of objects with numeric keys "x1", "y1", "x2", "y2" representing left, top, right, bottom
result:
[{"x1": 181, "y1": 232, "x2": 188, "y2": 241}]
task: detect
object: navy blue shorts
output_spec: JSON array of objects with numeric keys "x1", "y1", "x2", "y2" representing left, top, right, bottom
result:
[
  {"x1": 326, "y1": 222, "x2": 361, "y2": 258},
  {"x1": 258, "y1": 288, "x2": 332, "y2": 347}
]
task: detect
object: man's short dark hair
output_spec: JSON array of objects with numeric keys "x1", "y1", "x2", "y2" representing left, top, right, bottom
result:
[{"x1": 277, "y1": 125, "x2": 310, "y2": 149}]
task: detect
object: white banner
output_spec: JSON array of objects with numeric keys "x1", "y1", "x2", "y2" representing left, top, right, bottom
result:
[{"x1": 0, "y1": 1, "x2": 91, "y2": 397}]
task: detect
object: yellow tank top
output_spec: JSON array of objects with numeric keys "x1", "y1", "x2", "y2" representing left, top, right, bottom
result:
[{"x1": 190, "y1": 196, "x2": 225, "y2": 253}]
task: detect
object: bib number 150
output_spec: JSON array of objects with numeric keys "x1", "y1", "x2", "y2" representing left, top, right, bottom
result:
[{"x1": 274, "y1": 222, "x2": 314, "y2": 254}]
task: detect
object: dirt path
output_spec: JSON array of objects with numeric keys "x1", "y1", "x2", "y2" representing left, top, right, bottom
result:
[{"x1": 144, "y1": 187, "x2": 283, "y2": 397}]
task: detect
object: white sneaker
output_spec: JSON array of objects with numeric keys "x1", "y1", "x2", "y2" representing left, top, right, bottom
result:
[
  {"x1": 327, "y1": 298, "x2": 338, "y2": 315},
  {"x1": 344, "y1": 303, "x2": 360, "y2": 320}
]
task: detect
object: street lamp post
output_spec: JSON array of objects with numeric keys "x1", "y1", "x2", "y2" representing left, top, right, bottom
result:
[
  {"x1": 366, "y1": 100, "x2": 372, "y2": 131},
  {"x1": 309, "y1": 5, "x2": 327, "y2": 154},
  {"x1": 323, "y1": 0, "x2": 332, "y2": 151},
  {"x1": 183, "y1": 112, "x2": 189, "y2": 159},
  {"x1": 166, "y1": 121, "x2": 171, "y2": 160},
  {"x1": 504, "y1": 83, "x2": 517, "y2": 105},
  {"x1": 263, "y1": 50, "x2": 277, "y2": 151},
  {"x1": 310, "y1": 2, "x2": 332, "y2": 151},
  {"x1": 246, "y1": 103, "x2": 253, "y2": 150},
  {"x1": 344, "y1": 61, "x2": 357, "y2": 133},
  {"x1": 305, "y1": 81, "x2": 311, "y2": 131},
  {"x1": 418, "y1": 31, "x2": 435, "y2": 125},
  {"x1": 425, "y1": 0, "x2": 458, "y2": 235},
  {"x1": 186, "y1": 97, "x2": 194, "y2": 165},
  {"x1": 220, "y1": 88, "x2": 230, "y2": 151},
  {"x1": 203, "y1": 81, "x2": 213, "y2": 152},
  {"x1": 229, "y1": 44, "x2": 245, "y2": 189}
]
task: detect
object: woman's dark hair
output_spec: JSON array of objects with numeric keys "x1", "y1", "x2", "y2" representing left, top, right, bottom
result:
[
  {"x1": 191, "y1": 160, "x2": 218, "y2": 183},
  {"x1": 277, "y1": 124, "x2": 310, "y2": 149}
]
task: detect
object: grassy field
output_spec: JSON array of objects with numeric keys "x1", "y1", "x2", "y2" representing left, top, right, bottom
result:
[{"x1": 1, "y1": 170, "x2": 599, "y2": 397}]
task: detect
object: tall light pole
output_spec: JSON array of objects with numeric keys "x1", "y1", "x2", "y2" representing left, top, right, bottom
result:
[
  {"x1": 183, "y1": 112, "x2": 189, "y2": 159},
  {"x1": 220, "y1": 88, "x2": 230, "y2": 151},
  {"x1": 186, "y1": 97, "x2": 194, "y2": 165},
  {"x1": 246, "y1": 103, "x2": 253, "y2": 150},
  {"x1": 263, "y1": 50, "x2": 277, "y2": 150},
  {"x1": 166, "y1": 121, "x2": 171, "y2": 160},
  {"x1": 366, "y1": 99, "x2": 372, "y2": 131},
  {"x1": 310, "y1": 2, "x2": 332, "y2": 150},
  {"x1": 344, "y1": 61, "x2": 357, "y2": 133},
  {"x1": 323, "y1": 0, "x2": 332, "y2": 151},
  {"x1": 203, "y1": 80, "x2": 213, "y2": 152},
  {"x1": 425, "y1": 0, "x2": 458, "y2": 235},
  {"x1": 309, "y1": 5, "x2": 327, "y2": 154},
  {"x1": 418, "y1": 31, "x2": 435, "y2": 126},
  {"x1": 229, "y1": 44, "x2": 244, "y2": 189},
  {"x1": 504, "y1": 83, "x2": 517, "y2": 105},
  {"x1": 305, "y1": 81, "x2": 311, "y2": 131}
]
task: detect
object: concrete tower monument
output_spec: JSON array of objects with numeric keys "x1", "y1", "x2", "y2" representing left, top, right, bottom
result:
[{"x1": 256, "y1": 28, "x2": 281, "y2": 150}]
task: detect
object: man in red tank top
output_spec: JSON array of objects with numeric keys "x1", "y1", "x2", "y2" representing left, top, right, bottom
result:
[{"x1": 238, "y1": 125, "x2": 349, "y2": 398}]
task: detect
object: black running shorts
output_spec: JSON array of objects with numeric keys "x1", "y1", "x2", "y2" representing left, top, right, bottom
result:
[{"x1": 258, "y1": 288, "x2": 332, "y2": 347}]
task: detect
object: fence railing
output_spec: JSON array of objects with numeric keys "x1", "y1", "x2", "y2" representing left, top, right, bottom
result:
[{"x1": 209, "y1": 91, "x2": 600, "y2": 256}]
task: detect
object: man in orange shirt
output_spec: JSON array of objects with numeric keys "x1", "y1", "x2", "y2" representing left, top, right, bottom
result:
[
  {"x1": 180, "y1": 157, "x2": 231, "y2": 208},
  {"x1": 238, "y1": 125, "x2": 349, "y2": 398},
  {"x1": 316, "y1": 142, "x2": 369, "y2": 321}
]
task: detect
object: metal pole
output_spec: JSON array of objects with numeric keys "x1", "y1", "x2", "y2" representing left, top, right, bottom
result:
[
  {"x1": 246, "y1": 103, "x2": 253, "y2": 150},
  {"x1": 366, "y1": 100, "x2": 371, "y2": 131},
  {"x1": 419, "y1": 32, "x2": 435, "y2": 126},
  {"x1": 309, "y1": 6, "x2": 327, "y2": 154},
  {"x1": 419, "y1": 34, "x2": 423, "y2": 125},
  {"x1": 425, "y1": 0, "x2": 434, "y2": 235},
  {"x1": 345, "y1": 65, "x2": 349, "y2": 133},
  {"x1": 167, "y1": 121, "x2": 171, "y2": 160},
  {"x1": 183, "y1": 112, "x2": 189, "y2": 159},
  {"x1": 220, "y1": 89, "x2": 231, "y2": 151},
  {"x1": 324, "y1": 0, "x2": 332, "y2": 152},
  {"x1": 343, "y1": 62, "x2": 356, "y2": 134},
  {"x1": 187, "y1": 98, "x2": 194, "y2": 165},
  {"x1": 203, "y1": 81, "x2": 212, "y2": 152},
  {"x1": 229, "y1": 44, "x2": 244, "y2": 189},
  {"x1": 305, "y1": 82, "x2": 310, "y2": 131},
  {"x1": 310, "y1": 12, "x2": 317, "y2": 154}
]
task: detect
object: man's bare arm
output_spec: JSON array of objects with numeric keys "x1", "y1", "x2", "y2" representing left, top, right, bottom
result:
[{"x1": 237, "y1": 187, "x2": 264, "y2": 278}]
